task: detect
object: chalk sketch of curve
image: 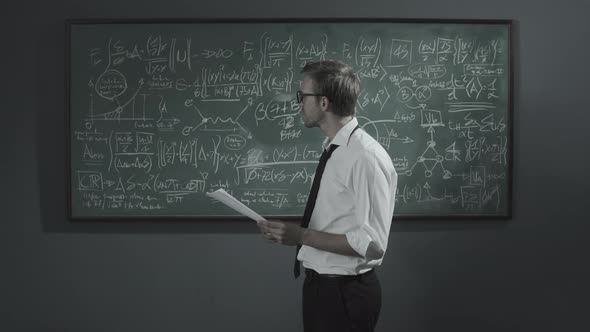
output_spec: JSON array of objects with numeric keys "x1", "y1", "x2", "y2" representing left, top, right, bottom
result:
[
  {"x1": 87, "y1": 69, "x2": 147, "y2": 122},
  {"x1": 357, "y1": 116, "x2": 414, "y2": 149},
  {"x1": 182, "y1": 101, "x2": 252, "y2": 137}
]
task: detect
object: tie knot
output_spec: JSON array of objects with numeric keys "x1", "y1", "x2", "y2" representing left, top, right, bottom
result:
[
  {"x1": 319, "y1": 144, "x2": 339, "y2": 162},
  {"x1": 326, "y1": 144, "x2": 339, "y2": 155}
]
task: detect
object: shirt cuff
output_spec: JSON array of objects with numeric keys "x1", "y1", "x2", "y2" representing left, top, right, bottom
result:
[{"x1": 345, "y1": 229, "x2": 373, "y2": 258}]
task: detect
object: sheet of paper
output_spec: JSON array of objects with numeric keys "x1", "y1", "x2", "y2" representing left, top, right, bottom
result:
[{"x1": 206, "y1": 188, "x2": 267, "y2": 221}]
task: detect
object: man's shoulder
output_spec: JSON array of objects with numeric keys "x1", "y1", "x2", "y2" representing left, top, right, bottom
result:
[
  {"x1": 349, "y1": 130, "x2": 385, "y2": 153},
  {"x1": 347, "y1": 132, "x2": 392, "y2": 165}
]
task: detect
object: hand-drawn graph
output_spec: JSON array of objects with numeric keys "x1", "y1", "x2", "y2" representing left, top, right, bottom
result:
[{"x1": 68, "y1": 20, "x2": 512, "y2": 218}]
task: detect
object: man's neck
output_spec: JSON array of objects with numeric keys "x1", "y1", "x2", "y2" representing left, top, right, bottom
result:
[{"x1": 320, "y1": 114, "x2": 354, "y2": 140}]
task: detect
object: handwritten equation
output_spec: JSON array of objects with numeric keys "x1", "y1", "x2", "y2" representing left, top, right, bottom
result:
[{"x1": 69, "y1": 22, "x2": 511, "y2": 217}]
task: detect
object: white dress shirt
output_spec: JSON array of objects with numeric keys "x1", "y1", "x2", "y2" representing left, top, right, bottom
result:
[{"x1": 299, "y1": 118, "x2": 398, "y2": 275}]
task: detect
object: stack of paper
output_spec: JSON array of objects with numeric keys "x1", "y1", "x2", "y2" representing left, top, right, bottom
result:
[{"x1": 206, "y1": 188, "x2": 267, "y2": 221}]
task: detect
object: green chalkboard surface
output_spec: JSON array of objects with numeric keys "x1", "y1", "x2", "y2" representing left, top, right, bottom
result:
[{"x1": 67, "y1": 19, "x2": 512, "y2": 219}]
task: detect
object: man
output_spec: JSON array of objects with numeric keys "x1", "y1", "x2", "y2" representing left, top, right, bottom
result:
[{"x1": 257, "y1": 60, "x2": 397, "y2": 332}]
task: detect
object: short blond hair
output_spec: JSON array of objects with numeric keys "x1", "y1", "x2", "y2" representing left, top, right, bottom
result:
[{"x1": 301, "y1": 60, "x2": 359, "y2": 117}]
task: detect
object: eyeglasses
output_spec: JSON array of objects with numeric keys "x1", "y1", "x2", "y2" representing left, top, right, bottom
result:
[{"x1": 296, "y1": 90, "x2": 324, "y2": 104}]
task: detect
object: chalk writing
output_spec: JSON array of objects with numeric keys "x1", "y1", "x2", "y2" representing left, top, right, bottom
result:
[{"x1": 69, "y1": 21, "x2": 511, "y2": 218}]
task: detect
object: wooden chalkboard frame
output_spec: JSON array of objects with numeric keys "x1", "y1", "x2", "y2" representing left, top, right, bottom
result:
[{"x1": 66, "y1": 18, "x2": 513, "y2": 221}]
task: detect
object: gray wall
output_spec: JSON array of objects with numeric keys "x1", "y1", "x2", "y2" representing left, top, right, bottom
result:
[{"x1": 2, "y1": 0, "x2": 589, "y2": 331}]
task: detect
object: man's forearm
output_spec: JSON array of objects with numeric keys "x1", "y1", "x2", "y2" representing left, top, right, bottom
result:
[
  {"x1": 301, "y1": 229, "x2": 362, "y2": 258},
  {"x1": 301, "y1": 228, "x2": 385, "y2": 260}
]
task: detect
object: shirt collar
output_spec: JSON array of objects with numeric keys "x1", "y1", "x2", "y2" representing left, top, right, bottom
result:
[{"x1": 322, "y1": 117, "x2": 359, "y2": 150}]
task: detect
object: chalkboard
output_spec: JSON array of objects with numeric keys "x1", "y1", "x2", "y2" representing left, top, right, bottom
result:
[{"x1": 67, "y1": 19, "x2": 512, "y2": 219}]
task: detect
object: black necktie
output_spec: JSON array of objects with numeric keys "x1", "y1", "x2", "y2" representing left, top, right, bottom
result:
[{"x1": 294, "y1": 144, "x2": 339, "y2": 278}]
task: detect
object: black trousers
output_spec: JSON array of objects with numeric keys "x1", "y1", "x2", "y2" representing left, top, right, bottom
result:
[{"x1": 302, "y1": 269, "x2": 381, "y2": 332}]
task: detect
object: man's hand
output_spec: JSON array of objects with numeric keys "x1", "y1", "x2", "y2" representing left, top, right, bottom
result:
[
  {"x1": 257, "y1": 220, "x2": 304, "y2": 246},
  {"x1": 257, "y1": 220, "x2": 368, "y2": 259}
]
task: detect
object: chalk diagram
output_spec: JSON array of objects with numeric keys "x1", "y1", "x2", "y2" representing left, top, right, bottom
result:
[
  {"x1": 86, "y1": 69, "x2": 147, "y2": 122},
  {"x1": 396, "y1": 84, "x2": 432, "y2": 107},
  {"x1": 405, "y1": 108, "x2": 453, "y2": 179},
  {"x1": 357, "y1": 116, "x2": 414, "y2": 149},
  {"x1": 358, "y1": 108, "x2": 452, "y2": 180},
  {"x1": 181, "y1": 98, "x2": 253, "y2": 139},
  {"x1": 85, "y1": 69, "x2": 183, "y2": 130}
]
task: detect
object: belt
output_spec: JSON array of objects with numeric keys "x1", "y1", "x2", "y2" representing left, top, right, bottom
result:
[{"x1": 305, "y1": 268, "x2": 374, "y2": 280}]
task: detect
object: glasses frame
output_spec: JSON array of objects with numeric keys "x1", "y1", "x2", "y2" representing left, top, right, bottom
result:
[{"x1": 296, "y1": 90, "x2": 324, "y2": 104}]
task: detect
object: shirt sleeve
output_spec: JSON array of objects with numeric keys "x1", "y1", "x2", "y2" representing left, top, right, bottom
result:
[{"x1": 345, "y1": 149, "x2": 396, "y2": 259}]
